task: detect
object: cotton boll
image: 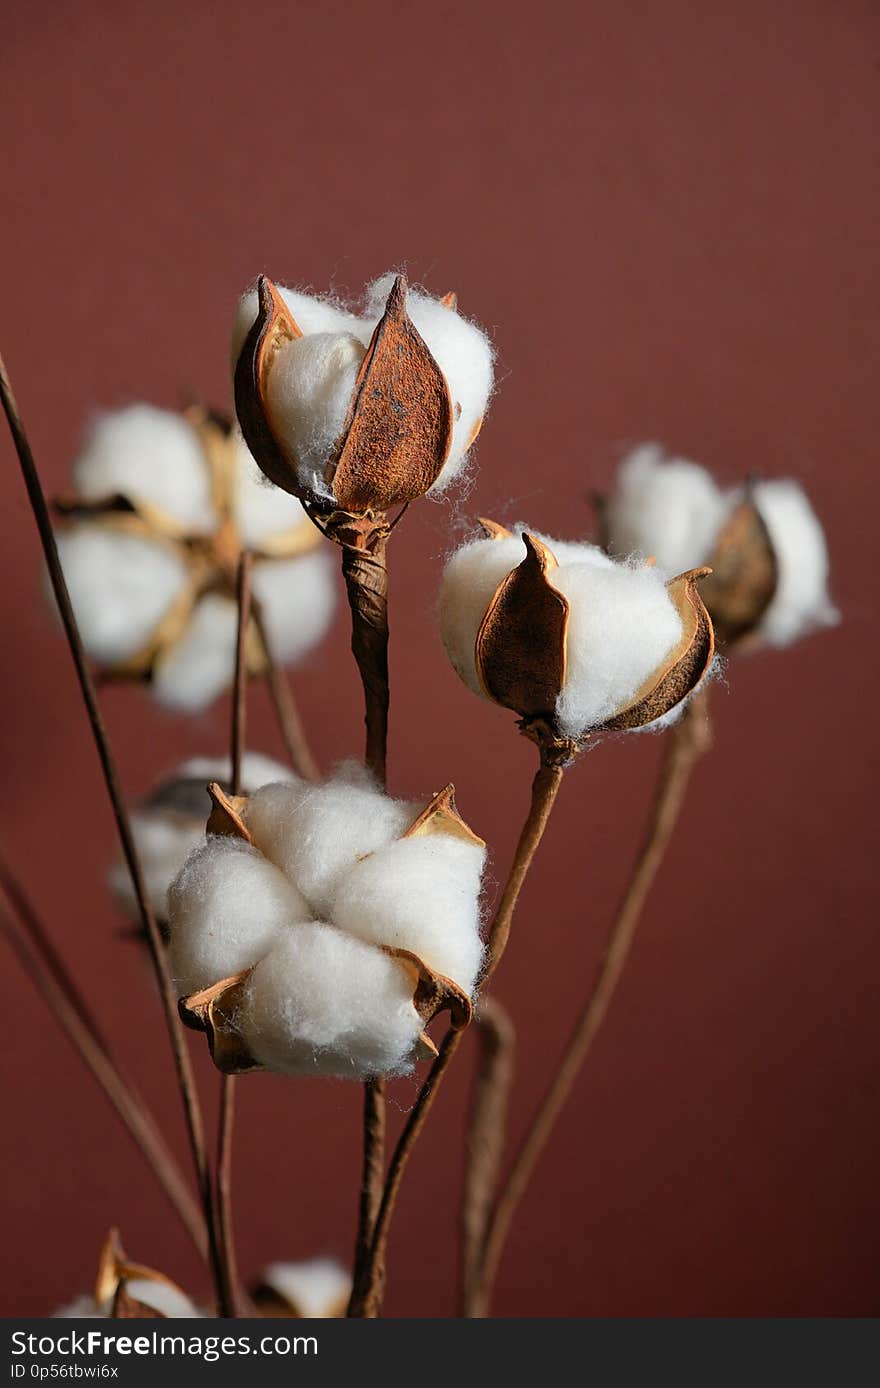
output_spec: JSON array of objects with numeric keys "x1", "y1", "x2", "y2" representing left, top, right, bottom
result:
[
  {"x1": 55, "y1": 525, "x2": 188, "y2": 665},
  {"x1": 331, "y1": 835, "x2": 486, "y2": 993},
  {"x1": 239, "y1": 924, "x2": 424, "y2": 1079},
  {"x1": 232, "y1": 433, "x2": 312, "y2": 548},
  {"x1": 553, "y1": 561, "x2": 683, "y2": 734},
  {"x1": 438, "y1": 535, "x2": 530, "y2": 696},
  {"x1": 73, "y1": 406, "x2": 216, "y2": 534},
  {"x1": 365, "y1": 274, "x2": 494, "y2": 485},
  {"x1": 151, "y1": 593, "x2": 238, "y2": 712},
  {"x1": 265, "y1": 333, "x2": 365, "y2": 497},
  {"x1": 260, "y1": 1259, "x2": 351, "y2": 1317},
  {"x1": 243, "y1": 767, "x2": 419, "y2": 917},
  {"x1": 167, "y1": 837, "x2": 310, "y2": 995},
  {"x1": 750, "y1": 480, "x2": 839, "y2": 646},
  {"x1": 606, "y1": 444, "x2": 729, "y2": 574},
  {"x1": 250, "y1": 549, "x2": 337, "y2": 665}
]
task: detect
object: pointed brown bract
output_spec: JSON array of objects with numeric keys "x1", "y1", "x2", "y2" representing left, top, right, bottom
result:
[
  {"x1": 477, "y1": 517, "x2": 513, "y2": 541},
  {"x1": 702, "y1": 497, "x2": 777, "y2": 646},
  {"x1": 476, "y1": 532, "x2": 569, "y2": 721},
  {"x1": 179, "y1": 970, "x2": 260, "y2": 1075},
  {"x1": 403, "y1": 783, "x2": 486, "y2": 849},
  {"x1": 387, "y1": 946, "x2": 473, "y2": 1060},
  {"x1": 601, "y1": 568, "x2": 715, "y2": 731},
  {"x1": 234, "y1": 276, "x2": 306, "y2": 500},
  {"x1": 206, "y1": 783, "x2": 251, "y2": 841},
  {"x1": 95, "y1": 1228, "x2": 186, "y2": 1318},
  {"x1": 330, "y1": 276, "x2": 454, "y2": 512},
  {"x1": 440, "y1": 290, "x2": 458, "y2": 311}
]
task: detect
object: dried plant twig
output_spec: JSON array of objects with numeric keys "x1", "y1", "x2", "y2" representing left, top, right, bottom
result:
[
  {"x1": 472, "y1": 692, "x2": 712, "y2": 1315},
  {"x1": 0, "y1": 354, "x2": 225, "y2": 1308}
]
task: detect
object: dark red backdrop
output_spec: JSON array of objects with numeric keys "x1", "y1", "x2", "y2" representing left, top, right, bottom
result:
[{"x1": 1, "y1": 1, "x2": 877, "y2": 1318}]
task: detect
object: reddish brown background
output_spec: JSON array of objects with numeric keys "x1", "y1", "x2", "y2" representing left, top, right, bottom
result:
[{"x1": 1, "y1": 1, "x2": 877, "y2": 1318}]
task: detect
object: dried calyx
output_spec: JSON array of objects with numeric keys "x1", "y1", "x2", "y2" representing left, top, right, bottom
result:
[
  {"x1": 94, "y1": 1229, "x2": 195, "y2": 1319},
  {"x1": 170, "y1": 767, "x2": 486, "y2": 1080},
  {"x1": 440, "y1": 522, "x2": 715, "y2": 761}
]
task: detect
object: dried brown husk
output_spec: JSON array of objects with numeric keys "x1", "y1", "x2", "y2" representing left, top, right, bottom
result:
[
  {"x1": 234, "y1": 275, "x2": 454, "y2": 514},
  {"x1": 95, "y1": 1228, "x2": 186, "y2": 1319},
  {"x1": 178, "y1": 782, "x2": 480, "y2": 1075},
  {"x1": 472, "y1": 524, "x2": 715, "y2": 741},
  {"x1": 701, "y1": 497, "x2": 778, "y2": 646}
]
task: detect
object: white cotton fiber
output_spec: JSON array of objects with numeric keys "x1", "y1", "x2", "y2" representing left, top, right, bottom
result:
[
  {"x1": 55, "y1": 525, "x2": 188, "y2": 665},
  {"x1": 232, "y1": 433, "x2": 312, "y2": 548},
  {"x1": 151, "y1": 592, "x2": 238, "y2": 712},
  {"x1": 167, "y1": 837, "x2": 310, "y2": 995},
  {"x1": 365, "y1": 274, "x2": 494, "y2": 486},
  {"x1": 243, "y1": 766, "x2": 419, "y2": 918},
  {"x1": 554, "y1": 560, "x2": 683, "y2": 734},
  {"x1": 331, "y1": 835, "x2": 485, "y2": 993},
  {"x1": 73, "y1": 405, "x2": 216, "y2": 534},
  {"x1": 261, "y1": 1258, "x2": 351, "y2": 1318},
  {"x1": 120, "y1": 1280, "x2": 199, "y2": 1318},
  {"x1": 264, "y1": 333, "x2": 365, "y2": 497},
  {"x1": 605, "y1": 444, "x2": 729, "y2": 574},
  {"x1": 438, "y1": 534, "x2": 531, "y2": 696},
  {"x1": 238, "y1": 924, "x2": 423, "y2": 1079},
  {"x1": 232, "y1": 286, "x2": 370, "y2": 369},
  {"x1": 750, "y1": 480, "x2": 839, "y2": 646},
  {"x1": 250, "y1": 549, "x2": 337, "y2": 664}
]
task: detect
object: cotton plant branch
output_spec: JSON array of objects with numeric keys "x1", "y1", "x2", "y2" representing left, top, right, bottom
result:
[
  {"x1": 0, "y1": 355, "x2": 228, "y2": 1311},
  {"x1": 0, "y1": 857, "x2": 207, "y2": 1259},
  {"x1": 347, "y1": 749, "x2": 568, "y2": 1317},
  {"x1": 470, "y1": 691, "x2": 713, "y2": 1316}
]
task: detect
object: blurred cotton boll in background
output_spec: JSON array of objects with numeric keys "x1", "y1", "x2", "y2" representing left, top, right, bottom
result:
[{"x1": 51, "y1": 404, "x2": 337, "y2": 712}]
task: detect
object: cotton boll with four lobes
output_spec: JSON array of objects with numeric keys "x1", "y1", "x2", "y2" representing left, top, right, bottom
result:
[
  {"x1": 605, "y1": 444, "x2": 730, "y2": 575},
  {"x1": 53, "y1": 525, "x2": 188, "y2": 666},
  {"x1": 331, "y1": 834, "x2": 486, "y2": 993},
  {"x1": 72, "y1": 405, "x2": 216, "y2": 534},
  {"x1": 250, "y1": 549, "x2": 337, "y2": 666},
  {"x1": 167, "y1": 837, "x2": 311, "y2": 996},
  {"x1": 243, "y1": 766, "x2": 420, "y2": 918},
  {"x1": 264, "y1": 333, "x2": 366, "y2": 499},
  {"x1": 257, "y1": 1258, "x2": 351, "y2": 1318},
  {"x1": 237, "y1": 923, "x2": 425, "y2": 1080},
  {"x1": 749, "y1": 480, "x2": 839, "y2": 647}
]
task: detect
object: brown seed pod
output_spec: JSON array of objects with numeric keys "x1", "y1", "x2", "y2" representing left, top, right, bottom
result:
[
  {"x1": 701, "y1": 496, "x2": 778, "y2": 646},
  {"x1": 234, "y1": 275, "x2": 454, "y2": 513}
]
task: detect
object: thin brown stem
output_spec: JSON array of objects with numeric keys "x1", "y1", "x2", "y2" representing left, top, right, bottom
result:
[
  {"x1": 459, "y1": 998, "x2": 515, "y2": 1316},
  {"x1": 473, "y1": 693, "x2": 712, "y2": 1315},
  {"x1": 348, "y1": 753, "x2": 566, "y2": 1317},
  {"x1": 250, "y1": 600, "x2": 320, "y2": 781},
  {"x1": 0, "y1": 864, "x2": 207, "y2": 1259},
  {"x1": 0, "y1": 355, "x2": 224, "y2": 1305},
  {"x1": 230, "y1": 551, "x2": 253, "y2": 796}
]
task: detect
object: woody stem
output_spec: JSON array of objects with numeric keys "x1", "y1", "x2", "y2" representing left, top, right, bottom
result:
[{"x1": 471, "y1": 692, "x2": 712, "y2": 1316}]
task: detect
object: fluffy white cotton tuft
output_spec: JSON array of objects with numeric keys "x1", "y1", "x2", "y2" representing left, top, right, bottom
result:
[
  {"x1": 53, "y1": 1283, "x2": 199, "y2": 1318},
  {"x1": 750, "y1": 480, "x2": 839, "y2": 646},
  {"x1": 605, "y1": 444, "x2": 729, "y2": 574},
  {"x1": 265, "y1": 333, "x2": 365, "y2": 497},
  {"x1": 238, "y1": 924, "x2": 424, "y2": 1079},
  {"x1": 250, "y1": 550, "x2": 337, "y2": 665},
  {"x1": 73, "y1": 406, "x2": 216, "y2": 534},
  {"x1": 232, "y1": 286, "x2": 370, "y2": 368},
  {"x1": 364, "y1": 275, "x2": 494, "y2": 486},
  {"x1": 151, "y1": 593, "x2": 238, "y2": 712},
  {"x1": 553, "y1": 560, "x2": 683, "y2": 733},
  {"x1": 167, "y1": 837, "x2": 310, "y2": 996},
  {"x1": 55, "y1": 526, "x2": 188, "y2": 665},
  {"x1": 260, "y1": 1258, "x2": 351, "y2": 1317},
  {"x1": 243, "y1": 765, "x2": 419, "y2": 918},
  {"x1": 331, "y1": 835, "x2": 486, "y2": 993},
  {"x1": 438, "y1": 534, "x2": 531, "y2": 696},
  {"x1": 232, "y1": 433, "x2": 312, "y2": 548}
]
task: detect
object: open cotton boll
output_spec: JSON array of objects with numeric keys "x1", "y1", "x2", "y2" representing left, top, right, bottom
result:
[
  {"x1": 553, "y1": 561, "x2": 683, "y2": 734},
  {"x1": 167, "y1": 837, "x2": 310, "y2": 996},
  {"x1": 238, "y1": 924, "x2": 423, "y2": 1079},
  {"x1": 750, "y1": 480, "x2": 839, "y2": 646},
  {"x1": 606, "y1": 444, "x2": 729, "y2": 574},
  {"x1": 250, "y1": 550, "x2": 337, "y2": 665},
  {"x1": 260, "y1": 1259, "x2": 351, "y2": 1318},
  {"x1": 439, "y1": 535, "x2": 531, "y2": 695},
  {"x1": 365, "y1": 274, "x2": 494, "y2": 484},
  {"x1": 264, "y1": 333, "x2": 365, "y2": 497},
  {"x1": 151, "y1": 593, "x2": 238, "y2": 712},
  {"x1": 232, "y1": 434, "x2": 312, "y2": 548},
  {"x1": 330, "y1": 835, "x2": 486, "y2": 993},
  {"x1": 73, "y1": 405, "x2": 216, "y2": 534},
  {"x1": 55, "y1": 526, "x2": 188, "y2": 665},
  {"x1": 243, "y1": 767, "x2": 420, "y2": 917}
]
